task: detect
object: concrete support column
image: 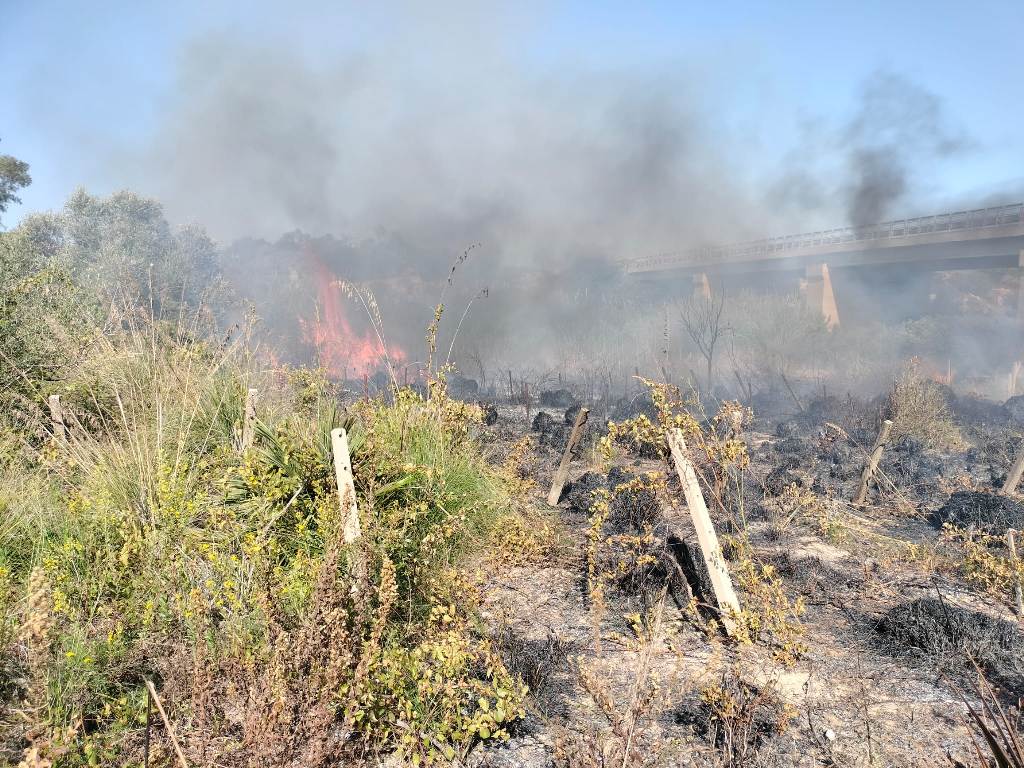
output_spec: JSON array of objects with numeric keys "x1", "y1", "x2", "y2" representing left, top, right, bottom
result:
[
  {"x1": 805, "y1": 262, "x2": 840, "y2": 330},
  {"x1": 1017, "y1": 250, "x2": 1024, "y2": 323},
  {"x1": 692, "y1": 271, "x2": 711, "y2": 301}
]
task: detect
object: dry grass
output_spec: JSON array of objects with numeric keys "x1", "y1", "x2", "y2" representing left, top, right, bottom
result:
[{"x1": 887, "y1": 358, "x2": 964, "y2": 450}]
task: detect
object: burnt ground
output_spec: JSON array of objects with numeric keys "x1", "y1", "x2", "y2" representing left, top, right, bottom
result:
[{"x1": 462, "y1": 393, "x2": 1024, "y2": 768}]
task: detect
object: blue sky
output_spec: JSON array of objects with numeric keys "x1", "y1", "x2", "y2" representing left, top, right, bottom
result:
[{"x1": 2, "y1": 0, "x2": 1021, "y2": 237}]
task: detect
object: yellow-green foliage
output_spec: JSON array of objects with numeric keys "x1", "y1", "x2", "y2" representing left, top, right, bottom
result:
[
  {"x1": 725, "y1": 536, "x2": 807, "y2": 667},
  {"x1": 941, "y1": 525, "x2": 1024, "y2": 595},
  {"x1": 487, "y1": 513, "x2": 559, "y2": 568},
  {"x1": 585, "y1": 472, "x2": 666, "y2": 652},
  {"x1": 600, "y1": 381, "x2": 749, "y2": 492},
  {"x1": 347, "y1": 571, "x2": 526, "y2": 763},
  {"x1": 0, "y1": 326, "x2": 525, "y2": 767}
]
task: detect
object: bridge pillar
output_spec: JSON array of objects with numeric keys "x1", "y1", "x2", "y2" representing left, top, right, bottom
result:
[
  {"x1": 805, "y1": 263, "x2": 839, "y2": 330},
  {"x1": 1017, "y1": 250, "x2": 1024, "y2": 323},
  {"x1": 692, "y1": 272, "x2": 711, "y2": 301}
]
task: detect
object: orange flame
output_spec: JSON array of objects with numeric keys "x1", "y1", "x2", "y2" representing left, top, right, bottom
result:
[{"x1": 301, "y1": 251, "x2": 405, "y2": 378}]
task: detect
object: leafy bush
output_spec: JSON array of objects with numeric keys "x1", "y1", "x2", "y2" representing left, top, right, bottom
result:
[{"x1": 0, "y1": 320, "x2": 526, "y2": 766}]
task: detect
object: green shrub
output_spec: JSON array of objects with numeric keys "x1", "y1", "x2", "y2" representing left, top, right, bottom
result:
[{"x1": 0, "y1": 323, "x2": 525, "y2": 767}]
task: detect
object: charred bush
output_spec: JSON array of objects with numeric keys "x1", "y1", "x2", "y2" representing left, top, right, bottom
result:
[
  {"x1": 534, "y1": 409, "x2": 588, "y2": 454},
  {"x1": 539, "y1": 388, "x2": 576, "y2": 408},
  {"x1": 606, "y1": 467, "x2": 661, "y2": 531},
  {"x1": 611, "y1": 392, "x2": 658, "y2": 422},
  {"x1": 954, "y1": 394, "x2": 1009, "y2": 427},
  {"x1": 532, "y1": 411, "x2": 555, "y2": 433},
  {"x1": 543, "y1": 425, "x2": 573, "y2": 452},
  {"x1": 676, "y1": 670, "x2": 792, "y2": 767},
  {"x1": 1005, "y1": 395, "x2": 1024, "y2": 426},
  {"x1": 774, "y1": 420, "x2": 801, "y2": 438},
  {"x1": 481, "y1": 402, "x2": 499, "y2": 425},
  {"x1": 931, "y1": 490, "x2": 1024, "y2": 534},
  {"x1": 566, "y1": 468, "x2": 662, "y2": 531},
  {"x1": 816, "y1": 441, "x2": 858, "y2": 480},
  {"x1": 762, "y1": 466, "x2": 814, "y2": 497},
  {"x1": 447, "y1": 373, "x2": 479, "y2": 399},
  {"x1": 493, "y1": 627, "x2": 580, "y2": 716},
  {"x1": 877, "y1": 436, "x2": 945, "y2": 493},
  {"x1": 774, "y1": 436, "x2": 811, "y2": 457},
  {"x1": 801, "y1": 395, "x2": 843, "y2": 425},
  {"x1": 874, "y1": 597, "x2": 1024, "y2": 692},
  {"x1": 564, "y1": 402, "x2": 582, "y2": 425},
  {"x1": 564, "y1": 472, "x2": 606, "y2": 517},
  {"x1": 669, "y1": 535, "x2": 715, "y2": 611},
  {"x1": 770, "y1": 553, "x2": 861, "y2": 600}
]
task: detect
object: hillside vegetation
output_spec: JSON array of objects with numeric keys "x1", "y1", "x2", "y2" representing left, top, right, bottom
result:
[{"x1": 0, "y1": 200, "x2": 528, "y2": 766}]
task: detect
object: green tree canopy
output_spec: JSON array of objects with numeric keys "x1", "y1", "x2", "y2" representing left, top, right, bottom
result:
[{"x1": 0, "y1": 148, "x2": 32, "y2": 225}]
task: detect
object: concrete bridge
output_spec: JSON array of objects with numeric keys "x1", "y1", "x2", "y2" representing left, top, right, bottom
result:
[{"x1": 626, "y1": 203, "x2": 1024, "y2": 328}]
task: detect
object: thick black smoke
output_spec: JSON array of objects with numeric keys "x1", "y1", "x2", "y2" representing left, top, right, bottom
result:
[{"x1": 842, "y1": 71, "x2": 968, "y2": 227}]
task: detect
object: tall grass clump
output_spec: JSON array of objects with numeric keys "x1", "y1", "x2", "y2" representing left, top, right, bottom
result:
[{"x1": 0, "y1": 313, "x2": 525, "y2": 767}]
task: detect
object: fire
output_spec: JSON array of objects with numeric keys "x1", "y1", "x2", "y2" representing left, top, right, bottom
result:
[{"x1": 301, "y1": 251, "x2": 406, "y2": 378}]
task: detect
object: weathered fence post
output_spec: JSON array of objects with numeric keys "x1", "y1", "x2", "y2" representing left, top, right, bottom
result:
[
  {"x1": 780, "y1": 372, "x2": 805, "y2": 415},
  {"x1": 547, "y1": 407, "x2": 589, "y2": 506},
  {"x1": 48, "y1": 394, "x2": 66, "y2": 441},
  {"x1": 522, "y1": 381, "x2": 530, "y2": 423},
  {"x1": 853, "y1": 419, "x2": 893, "y2": 506},
  {"x1": 331, "y1": 428, "x2": 362, "y2": 544},
  {"x1": 667, "y1": 428, "x2": 741, "y2": 635},
  {"x1": 240, "y1": 388, "x2": 258, "y2": 451},
  {"x1": 1009, "y1": 529, "x2": 1024, "y2": 616},
  {"x1": 1002, "y1": 442, "x2": 1024, "y2": 496}
]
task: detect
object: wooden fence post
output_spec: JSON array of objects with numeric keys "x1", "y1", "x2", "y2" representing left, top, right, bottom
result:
[
  {"x1": 48, "y1": 394, "x2": 66, "y2": 440},
  {"x1": 522, "y1": 381, "x2": 530, "y2": 423},
  {"x1": 1009, "y1": 529, "x2": 1024, "y2": 617},
  {"x1": 667, "y1": 428, "x2": 741, "y2": 635},
  {"x1": 240, "y1": 388, "x2": 258, "y2": 451},
  {"x1": 1002, "y1": 442, "x2": 1024, "y2": 496},
  {"x1": 547, "y1": 408, "x2": 590, "y2": 506},
  {"x1": 853, "y1": 419, "x2": 893, "y2": 506},
  {"x1": 331, "y1": 428, "x2": 362, "y2": 544}
]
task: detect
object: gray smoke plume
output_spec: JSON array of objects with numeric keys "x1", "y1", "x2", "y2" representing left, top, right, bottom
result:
[
  {"x1": 115, "y1": 33, "x2": 778, "y2": 276},
  {"x1": 842, "y1": 71, "x2": 968, "y2": 227},
  {"x1": 98, "y1": 32, "x2": 989, "y2": 374}
]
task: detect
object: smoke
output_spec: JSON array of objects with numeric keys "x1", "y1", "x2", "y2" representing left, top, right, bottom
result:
[
  {"x1": 100, "y1": 24, "x2": 998, "y2": 380},
  {"x1": 842, "y1": 71, "x2": 969, "y2": 227},
  {"x1": 764, "y1": 72, "x2": 971, "y2": 229},
  {"x1": 110, "y1": 27, "x2": 790, "y2": 368},
  {"x1": 119, "y1": 31, "x2": 776, "y2": 276}
]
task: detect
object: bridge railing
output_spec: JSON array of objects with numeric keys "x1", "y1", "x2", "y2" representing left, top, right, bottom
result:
[{"x1": 628, "y1": 202, "x2": 1024, "y2": 271}]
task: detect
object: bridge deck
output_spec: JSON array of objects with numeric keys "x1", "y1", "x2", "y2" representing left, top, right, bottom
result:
[{"x1": 628, "y1": 203, "x2": 1024, "y2": 274}]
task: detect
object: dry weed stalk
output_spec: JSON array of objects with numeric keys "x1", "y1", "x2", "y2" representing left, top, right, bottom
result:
[{"x1": 555, "y1": 590, "x2": 671, "y2": 768}]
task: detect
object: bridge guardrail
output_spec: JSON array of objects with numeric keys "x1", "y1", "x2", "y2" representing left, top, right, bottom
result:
[{"x1": 628, "y1": 202, "x2": 1024, "y2": 271}]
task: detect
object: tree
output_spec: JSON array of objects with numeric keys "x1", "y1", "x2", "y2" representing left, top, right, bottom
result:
[
  {"x1": 59, "y1": 188, "x2": 221, "y2": 314},
  {"x1": 0, "y1": 145, "x2": 32, "y2": 225},
  {"x1": 679, "y1": 289, "x2": 726, "y2": 394}
]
